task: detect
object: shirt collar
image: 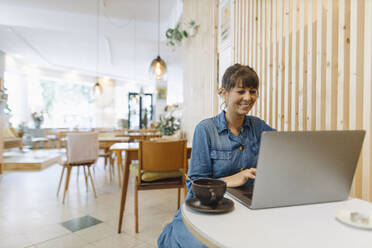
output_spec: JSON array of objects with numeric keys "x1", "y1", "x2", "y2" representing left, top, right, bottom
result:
[{"x1": 216, "y1": 111, "x2": 251, "y2": 134}]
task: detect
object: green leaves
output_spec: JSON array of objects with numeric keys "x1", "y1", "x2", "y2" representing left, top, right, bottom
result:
[
  {"x1": 156, "y1": 115, "x2": 180, "y2": 136},
  {"x1": 165, "y1": 20, "x2": 198, "y2": 48}
]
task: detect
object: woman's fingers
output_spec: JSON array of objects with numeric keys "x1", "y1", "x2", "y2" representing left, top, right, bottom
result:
[
  {"x1": 223, "y1": 168, "x2": 257, "y2": 187},
  {"x1": 243, "y1": 169, "x2": 256, "y2": 179}
]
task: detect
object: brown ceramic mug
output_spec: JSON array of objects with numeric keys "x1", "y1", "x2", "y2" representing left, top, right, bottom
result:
[{"x1": 192, "y1": 178, "x2": 227, "y2": 206}]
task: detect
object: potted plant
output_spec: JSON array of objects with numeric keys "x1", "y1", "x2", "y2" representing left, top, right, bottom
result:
[
  {"x1": 156, "y1": 115, "x2": 180, "y2": 136},
  {"x1": 31, "y1": 111, "x2": 44, "y2": 129},
  {"x1": 165, "y1": 20, "x2": 199, "y2": 47}
]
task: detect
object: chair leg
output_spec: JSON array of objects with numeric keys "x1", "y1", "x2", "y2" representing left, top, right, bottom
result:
[
  {"x1": 177, "y1": 187, "x2": 181, "y2": 209},
  {"x1": 83, "y1": 166, "x2": 89, "y2": 192},
  {"x1": 184, "y1": 183, "x2": 188, "y2": 198},
  {"x1": 134, "y1": 177, "x2": 139, "y2": 233},
  {"x1": 108, "y1": 156, "x2": 113, "y2": 182},
  {"x1": 87, "y1": 166, "x2": 97, "y2": 198},
  {"x1": 62, "y1": 166, "x2": 72, "y2": 204},
  {"x1": 57, "y1": 166, "x2": 65, "y2": 196}
]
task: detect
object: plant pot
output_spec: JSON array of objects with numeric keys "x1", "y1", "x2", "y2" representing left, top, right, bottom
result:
[{"x1": 188, "y1": 24, "x2": 200, "y2": 37}]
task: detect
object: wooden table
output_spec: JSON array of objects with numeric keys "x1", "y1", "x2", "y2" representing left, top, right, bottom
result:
[
  {"x1": 3, "y1": 137, "x2": 23, "y2": 150},
  {"x1": 115, "y1": 132, "x2": 162, "y2": 141},
  {"x1": 111, "y1": 142, "x2": 192, "y2": 233},
  {"x1": 98, "y1": 137, "x2": 130, "y2": 150},
  {"x1": 182, "y1": 197, "x2": 372, "y2": 247}
]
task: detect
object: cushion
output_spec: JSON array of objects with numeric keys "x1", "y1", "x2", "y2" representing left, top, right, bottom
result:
[{"x1": 130, "y1": 162, "x2": 182, "y2": 182}]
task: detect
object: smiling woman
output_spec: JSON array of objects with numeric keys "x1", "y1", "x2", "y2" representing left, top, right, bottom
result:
[{"x1": 157, "y1": 64, "x2": 275, "y2": 247}]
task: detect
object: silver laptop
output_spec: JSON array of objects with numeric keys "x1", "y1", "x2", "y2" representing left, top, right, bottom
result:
[{"x1": 227, "y1": 130, "x2": 365, "y2": 209}]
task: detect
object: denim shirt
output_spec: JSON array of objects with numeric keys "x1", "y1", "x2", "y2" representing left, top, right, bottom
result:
[
  {"x1": 187, "y1": 111, "x2": 275, "y2": 191},
  {"x1": 157, "y1": 112, "x2": 275, "y2": 248}
]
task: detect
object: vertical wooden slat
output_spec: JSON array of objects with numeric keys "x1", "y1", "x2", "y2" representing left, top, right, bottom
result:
[
  {"x1": 330, "y1": 0, "x2": 339, "y2": 130},
  {"x1": 320, "y1": 0, "x2": 327, "y2": 130},
  {"x1": 269, "y1": 0, "x2": 274, "y2": 127},
  {"x1": 325, "y1": 0, "x2": 332, "y2": 130},
  {"x1": 287, "y1": 0, "x2": 293, "y2": 131},
  {"x1": 259, "y1": 0, "x2": 263, "y2": 119},
  {"x1": 349, "y1": 0, "x2": 357, "y2": 196},
  {"x1": 343, "y1": 0, "x2": 350, "y2": 131},
  {"x1": 294, "y1": 0, "x2": 300, "y2": 130},
  {"x1": 248, "y1": 0, "x2": 254, "y2": 67},
  {"x1": 236, "y1": 0, "x2": 240, "y2": 62},
  {"x1": 362, "y1": 0, "x2": 371, "y2": 201},
  {"x1": 275, "y1": 0, "x2": 279, "y2": 129},
  {"x1": 302, "y1": 0, "x2": 309, "y2": 131},
  {"x1": 242, "y1": 0, "x2": 246, "y2": 64},
  {"x1": 298, "y1": 0, "x2": 304, "y2": 130},
  {"x1": 354, "y1": 0, "x2": 365, "y2": 199},
  {"x1": 246, "y1": 0, "x2": 251, "y2": 65},
  {"x1": 337, "y1": 0, "x2": 345, "y2": 130},
  {"x1": 311, "y1": 0, "x2": 318, "y2": 130},
  {"x1": 280, "y1": 0, "x2": 286, "y2": 130},
  {"x1": 239, "y1": 0, "x2": 244, "y2": 63},
  {"x1": 263, "y1": 0, "x2": 268, "y2": 123},
  {"x1": 234, "y1": 0, "x2": 239, "y2": 62},
  {"x1": 252, "y1": 0, "x2": 256, "y2": 115}
]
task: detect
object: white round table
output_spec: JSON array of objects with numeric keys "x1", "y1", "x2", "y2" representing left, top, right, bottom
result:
[{"x1": 182, "y1": 196, "x2": 372, "y2": 248}]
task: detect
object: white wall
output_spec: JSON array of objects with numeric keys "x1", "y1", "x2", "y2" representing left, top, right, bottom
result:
[{"x1": 181, "y1": 0, "x2": 219, "y2": 142}]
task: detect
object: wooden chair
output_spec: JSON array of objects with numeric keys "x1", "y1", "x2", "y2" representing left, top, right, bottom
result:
[
  {"x1": 57, "y1": 132, "x2": 99, "y2": 204},
  {"x1": 131, "y1": 139, "x2": 187, "y2": 233}
]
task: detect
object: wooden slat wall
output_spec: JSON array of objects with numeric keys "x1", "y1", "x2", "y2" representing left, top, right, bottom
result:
[{"x1": 233, "y1": 0, "x2": 372, "y2": 201}]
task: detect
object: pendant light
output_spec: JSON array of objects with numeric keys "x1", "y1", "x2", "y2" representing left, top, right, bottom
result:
[
  {"x1": 148, "y1": 0, "x2": 167, "y2": 81},
  {"x1": 93, "y1": 0, "x2": 103, "y2": 95}
]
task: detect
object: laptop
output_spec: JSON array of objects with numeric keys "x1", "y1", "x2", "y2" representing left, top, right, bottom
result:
[{"x1": 226, "y1": 130, "x2": 365, "y2": 209}]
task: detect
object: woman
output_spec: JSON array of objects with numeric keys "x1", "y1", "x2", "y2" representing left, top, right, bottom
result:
[{"x1": 158, "y1": 64, "x2": 275, "y2": 247}]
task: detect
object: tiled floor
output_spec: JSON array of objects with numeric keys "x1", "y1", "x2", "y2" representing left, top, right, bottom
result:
[{"x1": 0, "y1": 157, "x2": 184, "y2": 248}]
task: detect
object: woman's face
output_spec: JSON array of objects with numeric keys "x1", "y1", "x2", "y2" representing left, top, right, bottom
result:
[{"x1": 223, "y1": 82, "x2": 258, "y2": 116}]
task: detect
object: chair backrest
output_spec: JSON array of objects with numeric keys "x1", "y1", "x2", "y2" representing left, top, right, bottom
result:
[
  {"x1": 139, "y1": 139, "x2": 187, "y2": 173},
  {"x1": 67, "y1": 132, "x2": 98, "y2": 164}
]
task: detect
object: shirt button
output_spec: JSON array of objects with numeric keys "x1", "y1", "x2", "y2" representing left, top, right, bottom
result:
[{"x1": 239, "y1": 146, "x2": 243, "y2": 151}]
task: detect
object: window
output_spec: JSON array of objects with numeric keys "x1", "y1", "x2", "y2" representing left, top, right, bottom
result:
[{"x1": 40, "y1": 79, "x2": 96, "y2": 128}]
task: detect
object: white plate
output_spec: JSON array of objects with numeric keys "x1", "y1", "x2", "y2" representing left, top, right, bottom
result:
[{"x1": 336, "y1": 209, "x2": 372, "y2": 230}]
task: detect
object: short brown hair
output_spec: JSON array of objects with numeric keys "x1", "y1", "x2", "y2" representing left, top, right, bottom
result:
[{"x1": 220, "y1": 64, "x2": 259, "y2": 92}]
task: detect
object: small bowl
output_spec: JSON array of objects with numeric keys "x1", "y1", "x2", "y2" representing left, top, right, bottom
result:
[{"x1": 192, "y1": 178, "x2": 227, "y2": 206}]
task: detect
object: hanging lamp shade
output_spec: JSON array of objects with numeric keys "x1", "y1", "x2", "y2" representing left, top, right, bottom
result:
[
  {"x1": 149, "y1": 0, "x2": 167, "y2": 81},
  {"x1": 149, "y1": 55, "x2": 167, "y2": 81},
  {"x1": 93, "y1": 81, "x2": 102, "y2": 95}
]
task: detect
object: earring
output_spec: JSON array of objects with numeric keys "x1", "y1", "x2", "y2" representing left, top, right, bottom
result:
[{"x1": 220, "y1": 101, "x2": 227, "y2": 111}]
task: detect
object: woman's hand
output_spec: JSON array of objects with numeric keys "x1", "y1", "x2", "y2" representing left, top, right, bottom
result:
[{"x1": 221, "y1": 168, "x2": 256, "y2": 188}]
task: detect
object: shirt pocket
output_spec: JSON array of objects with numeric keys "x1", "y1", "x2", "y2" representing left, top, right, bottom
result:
[
  {"x1": 210, "y1": 149, "x2": 232, "y2": 160},
  {"x1": 210, "y1": 149, "x2": 232, "y2": 178}
]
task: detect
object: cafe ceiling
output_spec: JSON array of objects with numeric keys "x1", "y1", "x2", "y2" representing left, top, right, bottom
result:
[{"x1": 0, "y1": 0, "x2": 183, "y2": 86}]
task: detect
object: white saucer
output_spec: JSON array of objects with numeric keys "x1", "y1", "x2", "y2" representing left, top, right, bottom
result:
[{"x1": 336, "y1": 209, "x2": 372, "y2": 230}]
